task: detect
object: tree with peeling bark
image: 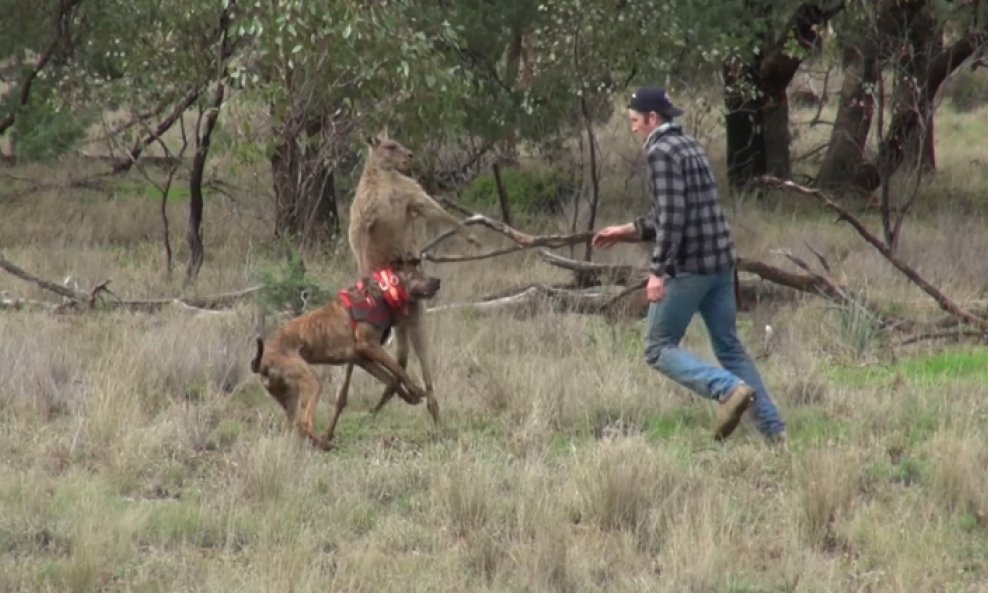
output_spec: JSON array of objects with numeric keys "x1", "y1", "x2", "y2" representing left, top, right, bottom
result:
[
  {"x1": 719, "y1": 1, "x2": 845, "y2": 191},
  {"x1": 817, "y1": 0, "x2": 988, "y2": 194}
]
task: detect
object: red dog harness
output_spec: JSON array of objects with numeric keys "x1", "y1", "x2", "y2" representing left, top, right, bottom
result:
[{"x1": 338, "y1": 268, "x2": 411, "y2": 332}]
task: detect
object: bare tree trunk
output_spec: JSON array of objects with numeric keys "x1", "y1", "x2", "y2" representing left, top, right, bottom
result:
[
  {"x1": 879, "y1": 27, "x2": 985, "y2": 178},
  {"x1": 580, "y1": 94, "x2": 602, "y2": 263},
  {"x1": 161, "y1": 187, "x2": 174, "y2": 278},
  {"x1": 185, "y1": 1, "x2": 235, "y2": 285},
  {"x1": 761, "y1": 96, "x2": 791, "y2": 179},
  {"x1": 723, "y1": 1, "x2": 842, "y2": 191},
  {"x1": 724, "y1": 63, "x2": 768, "y2": 192},
  {"x1": 491, "y1": 162, "x2": 514, "y2": 226},
  {"x1": 816, "y1": 44, "x2": 880, "y2": 193}
]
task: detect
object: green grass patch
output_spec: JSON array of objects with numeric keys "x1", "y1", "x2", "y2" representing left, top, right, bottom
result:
[
  {"x1": 828, "y1": 346, "x2": 988, "y2": 387},
  {"x1": 785, "y1": 406, "x2": 851, "y2": 445},
  {"x1": 139, "y1": 500, "x2": 256, "y2": 551},
  {"x1": 899, "y1": 347, "x2": 988, "y2": 384},
  {"x1": 547, "y1": 428, "x2": 601, "y2": 457},
  {"x1": 862, "y1": 454, "x2": 929, "y2": 489},
  {"x1": 644, "y1": 405, "x2": 709, "y2": 441}
]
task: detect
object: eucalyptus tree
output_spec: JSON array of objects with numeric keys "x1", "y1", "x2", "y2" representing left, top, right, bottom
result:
[
  {"x1": 1, "y1": 0, "x2": 241, "y2": 284},
  {"x1": 462, "y1": 0, "x2": 845, "y2": 193},
  {"x1": 817, "y1": 0, "x2": 988, "y2": 195},
  {"x1": 1, "y1": 0, "x2": 88, "y2": 158},
  {"x1": 227, "y1": 0, "x2": 472, "y2": 244}
]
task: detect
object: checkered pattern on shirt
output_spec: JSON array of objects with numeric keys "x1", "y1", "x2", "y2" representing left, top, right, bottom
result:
[{"x1": 633, "y1": 122, "x2": 736, "y2": 277}]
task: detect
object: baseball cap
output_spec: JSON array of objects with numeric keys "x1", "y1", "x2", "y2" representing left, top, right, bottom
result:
[{"x1": 628, "y1": 87, "x2": 685, "y2": 118}]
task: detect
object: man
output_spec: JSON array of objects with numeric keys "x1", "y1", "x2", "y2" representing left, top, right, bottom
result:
[{"x1": 592, "y1": 86, "x2": 786, "y2": 445}]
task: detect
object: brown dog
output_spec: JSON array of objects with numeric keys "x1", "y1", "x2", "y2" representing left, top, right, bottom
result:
[{"x1": 250, "y1": 265, "x2": 441, "y2": 449}]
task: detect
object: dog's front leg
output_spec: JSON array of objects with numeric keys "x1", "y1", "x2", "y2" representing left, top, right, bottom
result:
[
  {"x1": 357, "y1": 359, "x2": 421, "y2": 405},
  {"x1": 354, "y1": 339, "x2": 428, "y2": 405},
  {"x1": 371, "y1": 322, "x2": 410, "y2": 414}
]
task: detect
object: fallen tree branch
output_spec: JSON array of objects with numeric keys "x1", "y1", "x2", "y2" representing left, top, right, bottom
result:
[
  {"x1": 894, "y1": 329, "x2": 987, "y2": 347},
  {"x1": 533, "y1": 247, "x2": 851, "y2": 301},
  {"x1": 428, "y1": 284, "x2": 625, "y2": 316},
  {"x1": 759, "y1": 175, "x2": 988, "y2": 334},
  {"x1": 100, "y1": 285, "x2": 263, "y2": 312},
  {"x1": 423, "y1": 244, "x2": 528, "y2": 263},
  {"x1": 1, "y1": 253, "x2": 262, "y2": 312},
  {"x1": 432, "y1": 215, "x2": 855, "y2": 305},
  {"x1": 0, "y1": 295, "x2": 61, "y2": 311},
  {"x1": 736, "y1": 256, "x2": 839, "y2": 298},
  {"x1": 537, "y1": 249, "x2": 641, "y2": 285},
  {"x1": 771, "y1": 249, "x2": 851, "y2": 301},
  {"x1": 0, "y1": 253, "x2": 88, "y2": 301},
  {"x1": 537, "y1": 249, "x2": 910, "y2": 325},
  {"x1": 421, "y1": 211, "x2": 595, "y2": 260}
]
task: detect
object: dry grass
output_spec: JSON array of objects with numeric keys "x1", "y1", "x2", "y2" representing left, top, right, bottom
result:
[{"x1": 2, "y1": 100, "x2": 988, "y2": 593}]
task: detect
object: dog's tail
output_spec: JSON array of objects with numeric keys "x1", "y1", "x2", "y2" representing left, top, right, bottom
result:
[{"x1": 250, "y1": 337, "x2": 264, "y2": 374}]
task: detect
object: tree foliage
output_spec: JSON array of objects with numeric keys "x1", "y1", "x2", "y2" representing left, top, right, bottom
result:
[{"x1": 2, "y1": 0, "x2": 985, "y2": 239}]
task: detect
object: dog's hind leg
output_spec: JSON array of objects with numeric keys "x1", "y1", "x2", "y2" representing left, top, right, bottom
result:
[{"x1": 325, "y1": 363, "x2": 353, "y2": 444}]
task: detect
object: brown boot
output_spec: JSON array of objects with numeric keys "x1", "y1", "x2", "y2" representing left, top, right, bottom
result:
[{"x1": 714, "y1": 384, "x2": 755, "y2": 442}]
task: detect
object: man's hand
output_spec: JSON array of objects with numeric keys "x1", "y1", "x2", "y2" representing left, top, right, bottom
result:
[
  {"x1": 646, "y1": 273, "x2": 665, "y2": 302},
  {"x1": 591, "y1": 223, "x2": 637, "y2": 248}
]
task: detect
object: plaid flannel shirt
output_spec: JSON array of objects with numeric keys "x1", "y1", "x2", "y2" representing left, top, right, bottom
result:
[{"x1": 633, "y1": 122, "x2": 736, "y2": 278}]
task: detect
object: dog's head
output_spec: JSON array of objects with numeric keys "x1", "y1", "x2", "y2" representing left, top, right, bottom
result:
[
  {"x1": 365, "y1": 262, "x2": 440, "y2": 311},
  {"x1": 367, "y1": 131, "x2": 413, "y2": 173},
  {"x1": 397, "y1": 265, "x2": 441, "y2": 301}
]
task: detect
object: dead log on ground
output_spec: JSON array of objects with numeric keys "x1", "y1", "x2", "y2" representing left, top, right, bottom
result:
[{"x1": 0, "y1": 253, "x2": 260, "y2": 313}]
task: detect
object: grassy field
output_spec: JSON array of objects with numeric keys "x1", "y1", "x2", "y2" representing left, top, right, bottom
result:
[{"x1": 2, "y1": 99, "x2": 988, "y2": 593}]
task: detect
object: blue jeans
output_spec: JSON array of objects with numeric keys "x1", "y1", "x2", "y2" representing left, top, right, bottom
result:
[{"x1": 643, "y1": 268, "x2": 786, "y2": 437}]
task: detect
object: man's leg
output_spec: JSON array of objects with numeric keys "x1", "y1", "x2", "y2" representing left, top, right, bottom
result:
[
  {"x1": 644, "y1": 273, "x2": 742, "y2": 401},
  {"x1": 698, "y1": 269, "x2": 787, "y2": 438}
]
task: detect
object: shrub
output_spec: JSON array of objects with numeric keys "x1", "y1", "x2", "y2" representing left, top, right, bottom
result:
[
  {"x1": 256, "y1": 248, "x2": 333, "y2": 316},
  {"x1": 10, "y1": 91, "x2": 92, "y2": 162},
  {"x1": 461, "y1": 166, "x2": 574, "y2": 215}
]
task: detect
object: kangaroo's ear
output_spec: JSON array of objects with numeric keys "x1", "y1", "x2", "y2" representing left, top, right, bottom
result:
[{"x1": 367, "y1": 135, "x2": 380, "y2": 148}]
